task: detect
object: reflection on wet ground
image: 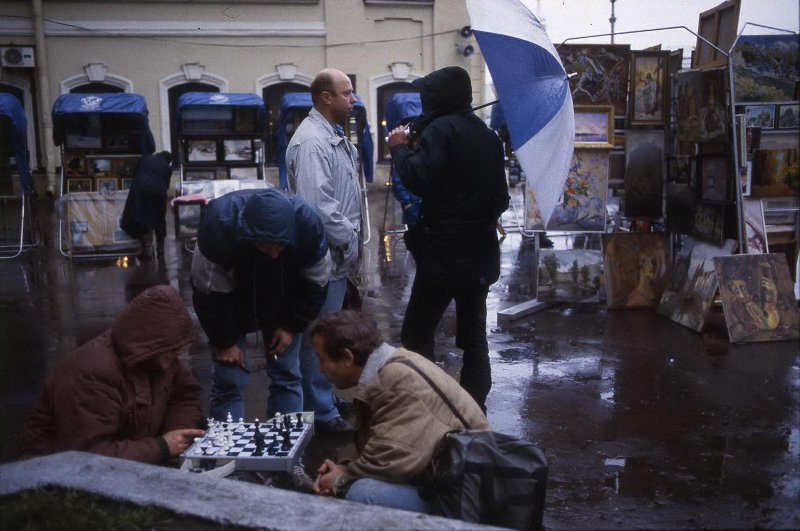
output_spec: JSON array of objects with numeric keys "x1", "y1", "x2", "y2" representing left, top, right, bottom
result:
[{"x1": 1, "y1": 187, "x2": 798, "y2": 529}]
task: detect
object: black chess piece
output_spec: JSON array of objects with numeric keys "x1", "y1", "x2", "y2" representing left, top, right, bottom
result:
[
  {"x1": 253, "y1": 421, "x2": 265, "y2": 456},
  {"x1": 295, "y1": 413, "x2": 303, "y2": 428},
  {"x1": 272, "y1": 416, "x2": 279, "y2": 430},
  {"x1": 282, "y1": 429, "x2": 291, "y2": 451}
]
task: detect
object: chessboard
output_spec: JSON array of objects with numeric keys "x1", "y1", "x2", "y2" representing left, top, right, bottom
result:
[{"x1": 181, "y1": 412, "x2": 314, "y2": 473}]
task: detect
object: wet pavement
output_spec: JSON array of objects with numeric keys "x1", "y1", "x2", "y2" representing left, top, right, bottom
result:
[{"x1": 1, "y1": 186, "x2": 798, "y2": 529}]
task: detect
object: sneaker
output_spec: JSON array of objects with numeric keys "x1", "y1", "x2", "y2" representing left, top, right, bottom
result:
[{"x1": 315, "y1": 416, "x2": 354, "y2": 435}]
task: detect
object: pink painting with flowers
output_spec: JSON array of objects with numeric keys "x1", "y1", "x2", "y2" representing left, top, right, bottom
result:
[{"x1": 546, "y1": 149, "x2": 609, "y2": 232}]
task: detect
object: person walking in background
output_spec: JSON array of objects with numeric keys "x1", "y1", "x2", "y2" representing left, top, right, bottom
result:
[
  {"x1": 120, "y1": 151, "x2": 173, "y2": 260},
  {"x1": 22, "y1": 286, "x2": 205, "y2": 464},
  {"x1": 388, "y1": 66, "x2": 509, "y2": 413},
  {"x1": 190, "y1": 188, "x2": 331, "y2": 422},
  {"x1": 286, "y1": 68, "x2": 362, "y2": 434}
]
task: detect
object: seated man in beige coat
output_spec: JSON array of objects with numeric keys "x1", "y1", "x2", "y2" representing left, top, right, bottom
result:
[{"x1": 310, "y1": 310, "x2": 489, "y2": 513}]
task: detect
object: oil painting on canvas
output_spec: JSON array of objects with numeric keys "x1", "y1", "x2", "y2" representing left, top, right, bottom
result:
[
  {"x1": 546, "y1": 149, "x2": 608, "y2": 231},
  {"x1": 674, "y1": 70, "x2": 728, "y2": 144},
  {"x1": 714, "y1": 254, "x2": 800, "y2": 343},
  {"x1": 558, "y1": 44, "x2": 630, "y2": 115},
  {"x1": 603, "y1": 233, "x2": 669, "y2": 309},
  {"x1": 537, "y1": 250, "x2": 604, "y2": 303},
  {"x1": 732, "y1": 35, "x2": 799, "y2": 102}
]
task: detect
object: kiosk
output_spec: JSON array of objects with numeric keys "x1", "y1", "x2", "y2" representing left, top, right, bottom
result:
[
  {"x1": 0, "y1": 93, "x2": 37, "y2": 258},
  {"x1": 275, "y1": 92, "x2": 374, "y2": 243},
  {"x1": 381, "y1": 92, "x2": 421, "y2": 236},
  {"x1": 53, "y1": 93, "x2": 156, "y2": 258}
]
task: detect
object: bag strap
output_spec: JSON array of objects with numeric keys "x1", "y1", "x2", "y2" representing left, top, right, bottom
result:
[{"x1": 389, "y1": 358, "x2": 473, "y2": 430}]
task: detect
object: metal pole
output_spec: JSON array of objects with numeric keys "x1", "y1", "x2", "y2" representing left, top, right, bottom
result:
[{"x1": 610, "y1": 0, "x2": 617, "y2": 44}]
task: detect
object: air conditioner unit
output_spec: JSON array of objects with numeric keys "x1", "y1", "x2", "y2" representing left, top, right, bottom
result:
[{"x1": 1, "y1": 47, "x2": 35, "y2": 68}]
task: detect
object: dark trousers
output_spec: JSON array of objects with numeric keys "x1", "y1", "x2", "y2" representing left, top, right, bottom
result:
[{"x1": 400, "y1": 263, "x2": 491, "y2": 410}]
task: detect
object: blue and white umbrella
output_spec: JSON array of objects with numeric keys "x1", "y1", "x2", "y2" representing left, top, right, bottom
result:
[{"x1": 467, "y1": 0, "x2": 574, "y2": 228}]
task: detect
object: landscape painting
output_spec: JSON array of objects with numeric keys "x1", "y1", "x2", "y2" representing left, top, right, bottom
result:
[
  {"x1": 546, "y1": 149, "x2": 608, "y2": 232},
  {"x1": 603, "y1": 233, "x2": 669, "y2": 309},
  {"x1": 714, "y1": 254, "x2": 800, "y2": 343},
  {"x1": 750, "y1": 149, "x2": 800, "y2": 197},
  {"x1": 732, "y1": 35, "x2": 799, "y2": 102},
  {"x1": 674, "y1": 70, "x2": 728, "y2": 144},
  {"x1": 657, "y1": 238, "x2": 736, "y2": 332},
  {"x1": 537, "y1": 249, "x2": 605, "y2": 303},
  {"x1": 558, "y1": 44, "x2": 631, "y2": 115}
]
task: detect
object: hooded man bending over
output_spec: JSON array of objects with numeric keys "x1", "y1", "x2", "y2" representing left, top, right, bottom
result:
[
  {"x1": 310, "y1": 310, "x2": 489, "y2": 513},
  {"x1": 22, "y1": 286, "x2": 205, "y2": 464},
  {"x1": 190, "y1": 188, "x2": 331, "y2": 421}
]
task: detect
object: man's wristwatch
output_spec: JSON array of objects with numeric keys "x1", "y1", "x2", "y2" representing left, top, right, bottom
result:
[{"x1": 331, "y1": 473, "x2": 350, "y2": 497}]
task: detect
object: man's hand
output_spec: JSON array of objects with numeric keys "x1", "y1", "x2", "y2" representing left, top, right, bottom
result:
[
  {"x1": 268, "y1": 328, "x2": 294, "y2": 357},
  {"x1": 387, "y1": 126, "x2": 409, "y2": 148},
  {"x1": 162, "y1": 428, "x2": 206, "y2": 457},
  {"x1": 314, "y1": 458, "x2": 347, "y2": 496},
  {"x1": 214, "y1": 345, "x2": 244, "y2": 367}
]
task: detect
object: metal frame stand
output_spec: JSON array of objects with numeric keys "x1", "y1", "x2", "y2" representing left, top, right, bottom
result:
[{"x1": 0, "y1": 193, "x2": 39, "y2": 259}]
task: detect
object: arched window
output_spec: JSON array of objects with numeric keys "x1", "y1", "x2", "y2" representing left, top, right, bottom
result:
[
  {"x1": 376, "y1": 82, "x2": 417, "y2": 162},
  {"x1": 262, "y1": 82, "x2": 309, "y2": 166},
  {"x1": 167, "y1": 82, "x2": 219, "y2": 156},
  {"x1": 69, "y1": 83, "x2": 125, "y2": 94}
]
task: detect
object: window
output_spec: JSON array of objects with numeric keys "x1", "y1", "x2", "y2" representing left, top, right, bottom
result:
[
  {"x1": 168, "y1": 82, "x2": 219, "y2": 158},
  {"x1": 262, "y1": 82, "x2": 310, "y2": 166},
  {"x1": 377, "y1": 82, "x2": 417, "y2": 163},
  {"x1": 70, "y1": 83, "x2": 125, "y2": 94}
]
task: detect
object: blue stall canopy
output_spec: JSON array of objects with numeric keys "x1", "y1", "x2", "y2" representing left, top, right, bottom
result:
[
  {"x1": 385, "y1": 92, "x2": 421, "y2": 132},
  {"x1": 0, "y1": 93, "x2": 32, "y2": 195},
  {"x1": 175, "y1": 92, "x2": 267, "y2": 137},
  {"x1": 52, "y1": 93, "x2": 156, "y2": 154},
  {"x1": 490, "y1": 102, "x2": 507, "y2": 131},
  {"x1": 276, "y1": 92, "x2": 374, "y2": 188}
]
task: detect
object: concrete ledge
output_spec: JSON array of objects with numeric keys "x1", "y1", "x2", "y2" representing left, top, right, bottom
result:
[
  {"x1": 497, "y1": 300, "x2": 553, "y2": 324},
  {"x1": 0, "y1": 452, "x2": 503, "y2": 530}
]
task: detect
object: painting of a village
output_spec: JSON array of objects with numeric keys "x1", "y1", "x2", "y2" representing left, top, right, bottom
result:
[
  {"x1": 537, "y1": 250, "x2": 604, "y2": 303},
  {"x1": 657, "y1": 239, "x2": 736, "y2": 332}
]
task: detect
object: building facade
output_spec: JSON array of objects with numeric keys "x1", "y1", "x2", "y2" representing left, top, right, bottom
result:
[{"x1": 0, "y1": 0, "x2": 485, "y2": 191}]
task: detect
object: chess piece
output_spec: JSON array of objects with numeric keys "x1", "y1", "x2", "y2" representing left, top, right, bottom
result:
[
  {"x1": 253, "y1": 420, "x2": 265, "y2": 456},
  {"x1": 295, "y1": 412, "x2": 303, "y2": 428}
]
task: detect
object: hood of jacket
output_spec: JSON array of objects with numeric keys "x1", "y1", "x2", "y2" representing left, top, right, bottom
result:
[
  {"x1": 111, "y1": 285, "x2": 195, "y2": 368},
  {"x1": 412, "y1": 66, "x2": 472, "y2": 130},
  {"x1": 236, "y1": 188, "x2": 297, "y2": 247}
]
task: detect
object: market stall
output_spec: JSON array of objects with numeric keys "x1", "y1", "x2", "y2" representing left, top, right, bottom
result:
[
  {"x1": 275, "y1": 92, "x2": 374, "y2": 242},
  {"x1": 0, "y1": 93, "x2": 37, "y2": 258},
  {"x1": 52, "y1": 92, "x2": 156, "y2": 258}
]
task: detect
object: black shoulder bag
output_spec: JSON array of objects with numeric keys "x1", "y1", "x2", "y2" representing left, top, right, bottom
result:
[{"x1": 393, "y1": 359, "x2": 548, "y2": 531}]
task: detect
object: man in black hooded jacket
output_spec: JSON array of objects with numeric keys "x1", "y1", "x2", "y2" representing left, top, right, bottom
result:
[
  {"x1": 120, "y1": 151, "x2": 172, "y2": 260},
  {"x1": 388, "y1": 66, "x2": 509, "y2": 412}
]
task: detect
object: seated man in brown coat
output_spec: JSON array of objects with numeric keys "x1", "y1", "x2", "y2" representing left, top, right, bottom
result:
[
  {"x1": 310, "y1": 310, "x2": 489, "y2": 513},
  {"x1": 22, "y1": 285, "x2": 205, "y2": 464}
]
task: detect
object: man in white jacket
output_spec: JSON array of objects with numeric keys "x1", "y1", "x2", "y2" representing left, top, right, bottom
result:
[{"x1": 286, "y1": 68, "x2": 362, "y2": 433}]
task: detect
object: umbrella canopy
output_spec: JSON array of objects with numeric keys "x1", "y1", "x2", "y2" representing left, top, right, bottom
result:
[
  {"x1": 275, "y1": 92, "x2": 374, "y2": 188},
  {"x1": 175, "y1": 92, "x2": 267, "y2": 137},
  {"x1": 0, "y1": 93, "x2": 32, "y2": 195},
  {"x1": 52, "y1": 93, "x2": 156, "y2": 155},
  {"x1": 467, "y1": 0, "x2": 574, "y2": 228},
  {"x1": 384, "y1": 92, "x2": 422, "y2": 131}
]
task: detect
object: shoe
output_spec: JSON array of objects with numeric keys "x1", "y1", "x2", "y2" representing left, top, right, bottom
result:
[{"x1": 315, "y1": 416, "x2": 354, "y2": 435}]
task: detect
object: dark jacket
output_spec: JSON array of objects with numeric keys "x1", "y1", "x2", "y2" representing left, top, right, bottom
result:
[
  {"x1": 22, "y1": 286, "x2": 202, "y2": 464},
  {"x1": 391, "y1": 67, "x2": 509, "y2": 285},
  {"x1": 120, "y1": 153, "x2": 172, "y2": 238},
  {"x1": 190, "y1": 189, "x2": 331, "y2": 348}
]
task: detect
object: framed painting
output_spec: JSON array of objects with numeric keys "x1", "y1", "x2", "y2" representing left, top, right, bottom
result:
[
  {"x1": 184, "y1": 169, "x2": 216, "y2": 181},
  {"x1": 624, "y1": 130, "x2": 664, "y2": 218},
  {"x1": 742, "y1": 198, "x2": 768, "y2": 254},
  {"x1": 674, "y1": 70, "x2": 728, "y2": 143},
  {"x1": 574, "y1": 105, "x2": 614, "y2": 148},
  {"x1": 228, "y1": 166, "x2": 259, "y2": 180},
  {"x1": 667, "y1": 156, "x2": 695, "y2": 186},
  {"x1": 223, "y1": 139, "x2": 254, "y2": 162},
  {"x1": 112, "y1": 157, "x2": 139, "y2": 180},
  {"x1": 96, "y1": 177, "x2": 118, "y2": 193},
  {"x1": 66, "y1": 178, "x2": 92, "y2": 193},
  {"x1": 558, "y1": 44, "x2": 630, "y2": 115},
  {"x1": 666, "y1": 182, "x2": 696, "y2": 234},
  {"x1": 744, "y1": 105, "x2": 775, "y2": 129},
  {"x1": 692, "y1": 200, "x2": 725, "y2": 245},
  {"x1": 120, "y1": 178, "x2": 133, "y2": 191},
  {"x1": 777, "y1": 104, "x2": 799, "y2": 129},
  {"x1": 64, "y1": 155, "x2": 86, "y2": 177},
  {"x1": 750, "y1": 148, "x2": 800, "y2": 197},
  {"x1": 733, "y1": 35, "x2": 799, "y2": 102},
  {"x1": 602, "y1": 233, "x2": 669, "y2": 309},
  {"x1": 186, "y1": 139, "x2": 217, "y2": 162},
  {"x1": 87, "y1": 157, "x2": 112, "y2": 178},
  {"x1": 629, "y1": 51, "x2": 670, "y2": 126},
  {"x1": 697, "y1": 155, "x2": 729, "y2": 201},
  {"x1": 714, "y1": 254, "x2": 800, "y2": 343},
  {"x1": 546, "y1": 149, "x2": 608, "y2": 232},
  {"x1": 657, "y1": 237, "x2": 737, "y2": 332},
  {"x1": 537, "y1": 249, "x2": 604, "y2": 303}
]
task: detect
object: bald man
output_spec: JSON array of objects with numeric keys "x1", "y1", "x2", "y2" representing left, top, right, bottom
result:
[{"x1": 285, "y1": 68, "x2": 361, "y2": 434}]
